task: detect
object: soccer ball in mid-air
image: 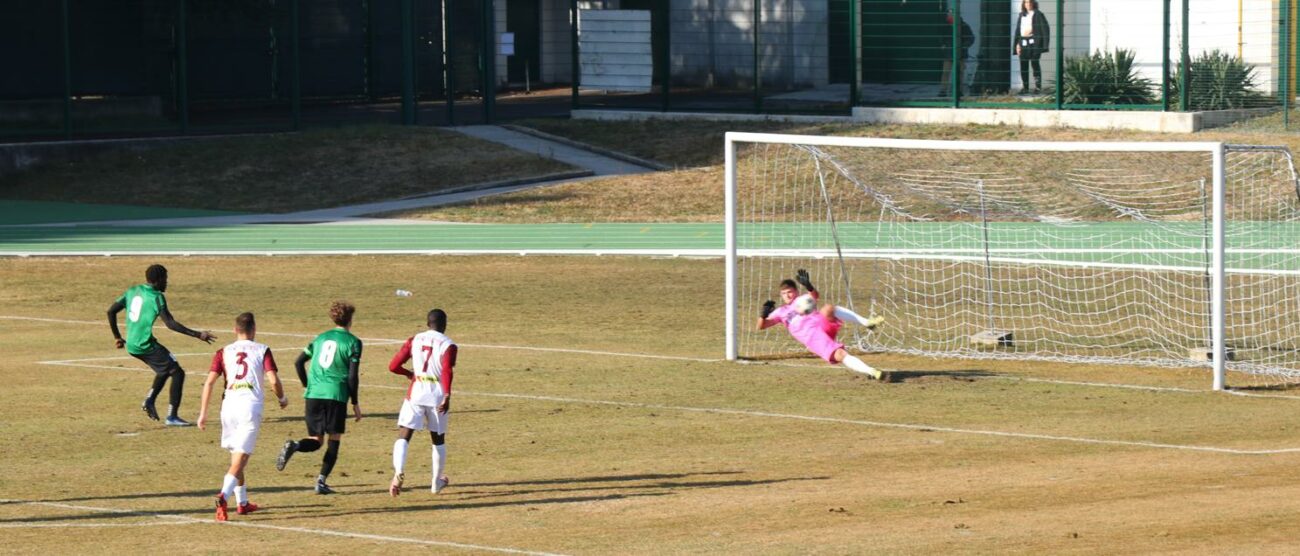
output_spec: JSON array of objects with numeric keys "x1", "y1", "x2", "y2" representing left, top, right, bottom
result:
[{"x1": 793, "y1": 294, "x2": 817, "y2": 315}]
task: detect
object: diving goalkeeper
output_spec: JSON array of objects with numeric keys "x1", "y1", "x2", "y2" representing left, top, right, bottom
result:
[{"x1": 756, "y1": 269, "x2": 889, "y2": 381}]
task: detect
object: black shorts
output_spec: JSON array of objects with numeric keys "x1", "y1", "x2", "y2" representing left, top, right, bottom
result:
[
  {"x1": 305, "y1": 398, "x2": 348, "y2": 436},
  {"x1": 130, "y1": 344, "x2": 180, "y2": 375}
]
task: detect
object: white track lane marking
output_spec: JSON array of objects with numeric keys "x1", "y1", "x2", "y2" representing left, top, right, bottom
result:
[
  {"x1": 16, "y1": 315, "x2": 1300, "y2": 454},
  {"x1": 0, "y1": 499, "x2": 565, "y2": 555}
]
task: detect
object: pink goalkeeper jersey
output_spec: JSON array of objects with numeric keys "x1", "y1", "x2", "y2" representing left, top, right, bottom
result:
[{"x1": 769, "y1": 295, "x2": 844, "y2": 362}]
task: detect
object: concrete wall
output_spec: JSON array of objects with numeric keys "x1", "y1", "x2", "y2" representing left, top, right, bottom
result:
[
  {"x1": 670, "y1": 0, "x2": 829, "y2": 90},
  {"x1": 1089, "y1": 0, "x2": 1279, "y2": 93}
]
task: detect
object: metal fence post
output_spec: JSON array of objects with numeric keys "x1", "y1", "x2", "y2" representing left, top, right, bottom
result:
[
  {"x1": 365, "y1": 0, "x2": 376, "y2": 102},
  {"x1": 849, "y1": 0, "x2": 858, "y2": 109},
  {"x1": 291, "y1": 0, "x2": 301, "y2": 130},
  {"x1": 753, "y1": 0, "x2": 762, "y2": 112},
  {"x1": 1162, "y1": 0, "x2": 1170, "y2": 111},
  {"x1": 177, "y1": 0, "x2": 189, "y2": 134},
  {"x1": 61, "y1": 0, "x2": 72, "y2": 138},
  {"x1": 1054, "y1": 0, "x2": 1063, "y2": 110},
  {"x1": 446, "y1": 0, "x2": 456, "y2": 125},
  {"x1": 401, "y1": 0, "x2": 416, "y2": 125},
  {"x1": 952, "y1": 0, "x2": 961, "y2": 108},
  {"x1": 483, "y1": 0, "x2": 496, "y2": 124},
  {"x1": 1285, "y1": 0, "x2": 1292, "y2": 129},
  {"x1": 1180, "y1": 0, "x2": 1189, "y2": 111},
  {"x1": 661, "y1": 2, "x2": 671, "y2": 113},
  {"x1": 570, "y1": 0, "x2": 579, "y2": 110}
]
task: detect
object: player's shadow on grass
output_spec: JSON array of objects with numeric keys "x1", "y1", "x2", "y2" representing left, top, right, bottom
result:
[
  {"x1": 886, "y1": 369, "x2": 998, "y2": 383},
  {"x1": 30, "y1": 484, "x2": 368, "y2": 505},
  {"x1": 0, "y1": 502, "x2": 331, "y2": 524},
  {"x1": 455, "y1": 470, "x2": 742, "y2": 488},
  {"x1": 253, "y1": 472, "x2": 828, "y2": 520},
  {"x1": 262, "y1": 409, "x2": 498, "y2": 424}
]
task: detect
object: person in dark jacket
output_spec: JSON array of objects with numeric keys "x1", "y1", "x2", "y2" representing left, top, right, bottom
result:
[
  {"x1": 938, "y1": 11, "x2": 976, "y2": 97},
  {"x1": 1013, "y1": 0, "x2": 1050, "y2": 93}
]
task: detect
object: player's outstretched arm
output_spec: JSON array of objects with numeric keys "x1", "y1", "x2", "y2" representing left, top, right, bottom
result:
[
  {"x1": 388, "y1": 338, "x2": 415, "y2": 379},
  {"x1": 106, "y1": 300, "x2": 125, "y2": 349},
  {"x1": 197, "y1": 350, "x2": 222, "y2": 431},
  {"x1": 159, "y1": 306, "x2": 216, "y2": 344},
  {"x1": 757, "y1": 300, "x2": 779, "y2": 330}
]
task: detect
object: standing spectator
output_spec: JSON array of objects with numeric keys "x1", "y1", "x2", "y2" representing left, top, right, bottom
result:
[
  {"x1": 1014, "y1": 0, "x2": 1051, "y2": 94},
  {"x1": 939, "y1": 11, "x2": 976, "y2": 98}
]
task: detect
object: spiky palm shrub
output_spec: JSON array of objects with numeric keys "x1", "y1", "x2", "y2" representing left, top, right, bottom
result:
[
  {"x1": 1170, "y1": 50, "x2": 1265, "y2": 111},
  {"x1": 1061, "y1": 49, "x2": 1156, "y2": 106}
]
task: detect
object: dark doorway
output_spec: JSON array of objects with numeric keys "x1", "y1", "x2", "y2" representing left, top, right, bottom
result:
[
  {"x1": 828, "y1": 0, "x2": 851, "y2": 83},
  {"x1": 506, "y1": 0, "x2": 540, "y2": 85}
]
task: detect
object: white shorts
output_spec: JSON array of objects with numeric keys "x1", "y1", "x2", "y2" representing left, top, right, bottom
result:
[
  {"x1": 397, "y1": 399, "x2": 448, "y2": 434},
  {"x1": 220, "y1": 402, "x2": 263, "y2": 454}
]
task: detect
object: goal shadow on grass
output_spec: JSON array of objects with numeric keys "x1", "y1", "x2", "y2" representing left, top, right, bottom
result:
[{"x1": 885, "y1": 369, "x2": 1000, "y2": 383}]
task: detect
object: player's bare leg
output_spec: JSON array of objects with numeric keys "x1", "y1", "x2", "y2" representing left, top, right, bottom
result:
[
  {"x1": 431, "y1": 431, "x2": 449, "y2": 494},
  {"x1": 822, "y1": 304, "x2": 884, "y2": 330},
  {"x1": 831, "y1": 348, "x2": 888, "y2": 382},
  {"x1": 391, "y1": 427, "x2": 415, "y2": 497},
  {"x1": 215, "y1": 452, "x2": 251, "y2": 521}
]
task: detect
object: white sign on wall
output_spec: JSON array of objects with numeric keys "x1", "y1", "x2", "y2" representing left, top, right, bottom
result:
[{"x1": 499, "y1": 32, "x2": 515, "y2": 56}]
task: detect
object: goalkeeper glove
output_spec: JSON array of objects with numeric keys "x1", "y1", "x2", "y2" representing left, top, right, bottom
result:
[
  {"x1": 795, "y1": 269, "x2": 815, "y2": 292},
  {"x1": 761, "y1": 300, "x2": 777, "y2": 318}
]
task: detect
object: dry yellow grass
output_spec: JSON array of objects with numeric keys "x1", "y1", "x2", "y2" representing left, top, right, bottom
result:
[
  {"x1": 3, "y1": 255, "x2": 1300, "y2": 553},
  {"x1": 0, "y1": 126, "x2": 574, "y2": 213}
]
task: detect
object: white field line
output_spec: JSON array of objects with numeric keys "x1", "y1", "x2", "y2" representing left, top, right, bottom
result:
[
  {"x1": 0, "y1": 499, "x2": 564, "y2": 555},
  {"x1": 41, "y1": 358, "x2": 1300, "y2": 455},
  {"x1": 18, "y1": 314, "x2": 1300, "y2": 453},
  {"x1": 457, "y1": 391, "x2": 1300, "y2": 456}
]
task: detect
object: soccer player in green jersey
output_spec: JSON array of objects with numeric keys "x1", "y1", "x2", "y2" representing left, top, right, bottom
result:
[
  {"x1": 107, "y1": 264, "x2": 216, "y2": 426},
  {"x1": 276, "y1": 300, "x2": 363, "y2": 494}
]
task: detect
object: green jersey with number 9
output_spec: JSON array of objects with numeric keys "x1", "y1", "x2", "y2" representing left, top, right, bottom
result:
[
  {"x1": 116, "y1": 284, "x2": 167, "y2": 355},
  {"x1": 302, "y1": 328, "x2": 362, "y2": 403}
]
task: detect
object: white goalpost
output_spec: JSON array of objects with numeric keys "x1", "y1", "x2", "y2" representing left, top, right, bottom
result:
[{"x1": 725, "y1": 133, "x2": 1300, "y2": 391}]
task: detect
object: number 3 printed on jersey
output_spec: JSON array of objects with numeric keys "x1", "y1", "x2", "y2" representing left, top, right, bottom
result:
[
  {"x1": 318, "y1": 340, "x2": 338, "y2": 368},
  {"x1": 127, "y1": 295, "x2": 144, "y2": 322}
]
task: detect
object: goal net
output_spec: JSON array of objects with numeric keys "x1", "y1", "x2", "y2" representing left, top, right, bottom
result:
[{"x1": 724, "y1": 134, "x2": 1300, "y2": 390}]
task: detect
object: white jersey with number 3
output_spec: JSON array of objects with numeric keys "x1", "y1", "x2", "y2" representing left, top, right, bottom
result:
[
  {"x1": 214, "y1": 340, "x2": 273, "y2": 406},
  {"x1": 408, "y1": 330, "x2": 455, "y2": 406}
]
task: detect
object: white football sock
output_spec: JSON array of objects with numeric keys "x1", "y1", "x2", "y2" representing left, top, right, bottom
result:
[
  {"x1": 392, "y1": 438, "x2": 408, "y2": 475},
  {"x1": 221, "y1": 474, "x2": 238, "y2": 499},
  {"x1": 841, "y1": 354, "x2": 882, "y2": 379},
  {"x1": 833, "y1": 306, "x2": 873, "y2": 326},
  {"x1": 432, "y1": 444, "x2": 447, "y2": 489},
  {"x1": 235, "y1": 485, "x2": 247, "y2": 505}
]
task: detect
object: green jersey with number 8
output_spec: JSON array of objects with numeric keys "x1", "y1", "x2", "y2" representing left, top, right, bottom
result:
[
  {"x1": 116, "y1": 284, "x2": 167, "y2": 355},
  {"x1": 302, "y1": 328, "x2": 362, "y2": 403}
]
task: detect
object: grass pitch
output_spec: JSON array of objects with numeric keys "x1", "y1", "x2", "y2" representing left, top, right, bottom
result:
[{"x1": 3, "y1": 255, "x2": 1300, "y2": 554}]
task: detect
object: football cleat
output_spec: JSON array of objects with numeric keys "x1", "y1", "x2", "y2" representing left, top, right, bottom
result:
[
  {"x1": 315, "y1": 479, "x2": 335, "y2": 495},
  {"x1": 163, "y1": 416, "x2": 193, "y2": 427},
  {"x1": 275, "y1": 440, "x2": 296, "y2": 471},
  {"x1": 141, "y1": 399, "x2": 160, "y2": 421},
  {"x1": 236, "y1": 502, "x2": 259, "y2": 515},
  {"x1": 215, "y1": 494, "x2": 228, "y2": 522},
  {"x1": 389, "y1": 472, "x2": 404, "y2": 497},
  {"x1": 863, "y1": 316, "x2": 886, "y2": 330},
  {"x1": 433, "y1": 476, "x2": 449, "y2": 494}
]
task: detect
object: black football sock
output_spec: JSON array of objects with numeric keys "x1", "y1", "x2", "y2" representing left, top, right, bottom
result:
[
  {"x1": 167, "y1": 370, "x2": 185, "y2": 417},
  {"x1": 146, "y1": 373, "x2": 168, "y2": 403},
  {"x1": 320, "y1": 440, "x2": 341, "y2": 479},
  {"x1": 296, "y1": 438, "x2": 322, "y2": 452}
]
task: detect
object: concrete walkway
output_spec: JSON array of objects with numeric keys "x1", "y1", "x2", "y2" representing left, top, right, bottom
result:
[
  {"x1": 450, "y1": 125, "x2": 655, "y2": 176},
  {"x1": 20, "y1": 125, "x2": 657, "y2": 228}
]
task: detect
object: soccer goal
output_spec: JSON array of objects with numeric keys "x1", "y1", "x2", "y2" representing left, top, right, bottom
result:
[{"x1": 724, "y1": 133, "x2": 1300, "y2": 391}]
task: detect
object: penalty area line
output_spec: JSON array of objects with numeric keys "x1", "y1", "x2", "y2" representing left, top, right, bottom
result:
[
  {"x1": 34, "y1": 361, "x2": 1300, "y2": 455},
  {"x1": 0, "y1": 499, "x2": 566, "y2": 555}
]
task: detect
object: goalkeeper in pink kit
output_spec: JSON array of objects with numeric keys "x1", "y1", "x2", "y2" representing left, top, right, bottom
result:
[{"x1": 757, "y1": 269, "x2": 888, "y2": 381}]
